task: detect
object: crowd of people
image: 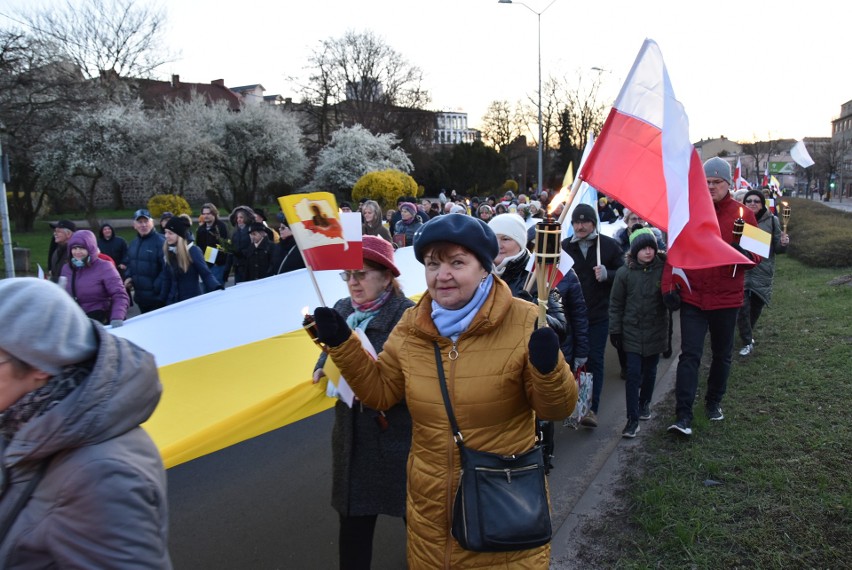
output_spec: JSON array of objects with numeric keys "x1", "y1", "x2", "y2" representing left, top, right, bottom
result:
[
  {"x1": 43, "y1": 204, "x2": 309, "y2": 320},
  {"x1": 7, "y1": 161, "x2": 790, "y2": 567}
]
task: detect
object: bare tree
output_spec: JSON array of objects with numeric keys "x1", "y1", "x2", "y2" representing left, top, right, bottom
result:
[
  {"x1": 557, "y1": 71, "x2": 608, "y2": 160},
  {"x1": 300, "y1": 30, "x2": 431, "y2": 147},
  {"x1": 479, "y1": 100, "x2": 520, "y2": 152},
  {"x1": 20, "y1": 0, "x2": 175, "y2": 80},
  {"x1": 813, "y1": 140, "x2": 844, "y2": 199},
  {"x1": 741, "y1": 140, "x2": 779, "y2": 187}
]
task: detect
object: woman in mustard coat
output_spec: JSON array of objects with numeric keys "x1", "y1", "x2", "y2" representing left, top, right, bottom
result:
[{"x1": 314, "y1": 215, "x2": 577, "y2": 569}]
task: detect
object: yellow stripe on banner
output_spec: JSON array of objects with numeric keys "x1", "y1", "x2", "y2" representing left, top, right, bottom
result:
[
  {"x1": 144, "y1": 331, "x2": 334, "y2": 468},
  {"x1": 741, "y1": 224, "x2": 771, "y2": 258}
]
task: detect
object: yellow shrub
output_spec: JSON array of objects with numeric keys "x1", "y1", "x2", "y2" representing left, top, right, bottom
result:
[
  {"x1": 352, "y1": 170, "x2": 419, "y2": 209},
  {"x1": 147, "y1": 194, "x2": 192, "y2": 219},
  {"x1": 500, "y1": 179, "x2": 519, "y2": 194}
]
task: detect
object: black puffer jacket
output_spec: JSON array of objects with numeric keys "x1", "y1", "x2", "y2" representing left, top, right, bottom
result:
[
  {"x1": 555, "y1": 268, "x2": 590, "y2": 364},
  {"x1": 125, "y1": 230, "x2": 165, "y2": 307},
  {"x1": 497, "y1": 249, "x2": 568, "y2": 343}
]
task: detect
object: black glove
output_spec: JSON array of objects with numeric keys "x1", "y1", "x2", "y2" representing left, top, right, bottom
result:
[
  {"x1": 528, "y1": 327, "x2": 560, "y2": 374},
  {"x1": 609, "y1": 333, "x2": 623, "y2": 351},
  {"x1": 663, "y1": 290, "x2": 681, "y2": 311},
  {"x1": 313, "y1": 307, "x2": 352, "y2": 348},
  {"x1": 731, "y1": 242, "x2": 749, "y2": 258}
]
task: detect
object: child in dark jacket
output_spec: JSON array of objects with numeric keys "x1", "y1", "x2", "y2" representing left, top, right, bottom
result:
[{"x1": 609, "y1": 228, "x2": 669, "y2": 438}]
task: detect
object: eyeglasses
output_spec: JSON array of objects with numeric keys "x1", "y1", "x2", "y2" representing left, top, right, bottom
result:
[
  {"x1": 339, "y1": 270, "x2": 379, "y2": 282},
  {"x1": 744, "y1": 199, "x2": 762, "y2": 204},
  {"x1": 707, "y1": 179, "x2": 728, "y2": 186}
]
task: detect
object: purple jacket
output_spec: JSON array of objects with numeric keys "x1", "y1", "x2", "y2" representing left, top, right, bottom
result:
[{"x1": 60, "y1": 230, "x2": 130, "y2": 321}]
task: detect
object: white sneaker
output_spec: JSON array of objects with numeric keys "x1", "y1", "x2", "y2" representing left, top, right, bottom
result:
[{"x1": 739, "y1": 342, "x2": 754, "y2": 356}]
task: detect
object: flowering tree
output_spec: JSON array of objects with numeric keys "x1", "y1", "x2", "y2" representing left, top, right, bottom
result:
[
  {"x1": 208, "y1": 102, "x2": 308, "y2": 209},
  {"x1": 35, "y1": 101, "x2": 152, "y2": 227},
  {"x1": 144, "y1": 95, "x2": 226, "y2": 198},
  {"x1": 310, "y1": 125, "x2": 413, "y2": 199}
]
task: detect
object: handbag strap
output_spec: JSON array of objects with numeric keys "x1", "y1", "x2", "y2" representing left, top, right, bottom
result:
[
  {"x1": 0, "y1": 458, "x2": 51, "y2": 544},
  {"x1": 433, "y1": 342, "x2": 465, "y2": 446}
]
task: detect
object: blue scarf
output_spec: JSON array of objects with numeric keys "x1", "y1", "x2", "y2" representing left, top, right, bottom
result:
[{"x1": 431, "y1": 274, "x2": 494, "y2": 341}]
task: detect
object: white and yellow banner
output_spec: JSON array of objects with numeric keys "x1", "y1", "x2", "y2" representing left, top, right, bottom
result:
[{"x1": 111, "y1": 246, "x2": 427, "y2": 468}]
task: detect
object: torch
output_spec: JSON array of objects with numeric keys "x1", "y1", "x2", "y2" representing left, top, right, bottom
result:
[
  {"x1": 781, "y1": 201, "x2": 791, "y2": 233},
  {"x1": 732, "y1": 207, "x2": 745, "y2": 277},
  {"x1": 530, "y1": 216, "x2": 562, "y2": 328},
  {"x1": 301, "y1": 306, "x2": 328, "y2": 353}
]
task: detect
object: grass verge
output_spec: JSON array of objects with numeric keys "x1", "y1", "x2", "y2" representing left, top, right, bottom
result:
[{"x1": 587, "y1": 255, "x2": 851, "y2": 568}]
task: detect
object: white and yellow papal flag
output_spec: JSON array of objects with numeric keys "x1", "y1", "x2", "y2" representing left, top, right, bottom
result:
[
  {"x1": 110, "y1": 247, "x2": 428, "y2": 468},
  {"x1": 740, "y1": 224, "x2": 772, "y2": 258}
]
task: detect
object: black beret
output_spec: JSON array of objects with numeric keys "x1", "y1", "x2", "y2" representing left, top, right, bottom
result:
[{"x1": 413, "y1": 215, "x2": 498, "y2": 271}]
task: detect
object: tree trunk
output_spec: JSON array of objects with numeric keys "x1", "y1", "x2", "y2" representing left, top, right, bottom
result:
[{"x1": 111, "y1": 179, "x2": 125, "y2": 210}]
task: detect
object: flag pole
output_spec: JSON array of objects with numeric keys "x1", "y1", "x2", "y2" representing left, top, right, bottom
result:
[
  {"x1": 305, "y1": 264, "x2": 327, "y2": 307},
  {"x1": 596, "y1": 234, "x2": 602, "y2": 267}
]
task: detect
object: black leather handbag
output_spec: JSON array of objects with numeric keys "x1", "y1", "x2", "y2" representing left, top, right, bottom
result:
[{"x1": 433, "y1": 343, "x2": 552, "y2": 553}]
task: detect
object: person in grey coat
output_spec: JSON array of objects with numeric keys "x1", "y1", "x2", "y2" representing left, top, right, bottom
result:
[
  {"x1": 311, "y1": 236, "x2": 414, "y2": 570},
  {"x1": 736, "y1": 189, "x2": 790, "y2": 356},
  {"x1": 0, "y1": 278, "x2": 171, "y2": 569}
]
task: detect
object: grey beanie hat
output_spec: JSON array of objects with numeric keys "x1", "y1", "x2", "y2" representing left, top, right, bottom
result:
[
  {"x1": 703, "y1": 157, "x2": 732, "y2": 184},
  {"x1": 0, "y1": 278, "x2": 97, "y2": 375}
]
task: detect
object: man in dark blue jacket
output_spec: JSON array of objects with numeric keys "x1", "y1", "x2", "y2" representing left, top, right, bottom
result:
[{"x1": 123, "y1": 209, "x2": 166, "y2": 314}]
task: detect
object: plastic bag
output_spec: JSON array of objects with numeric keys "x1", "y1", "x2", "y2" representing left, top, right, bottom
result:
[{"x1": 563, "y1": 366, "x2": 592, "y2": 429}]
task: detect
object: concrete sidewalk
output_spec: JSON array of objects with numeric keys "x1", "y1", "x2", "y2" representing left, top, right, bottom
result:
[
  {"x1": 549, "y1": 322, "x2": 681, "y2": 568},
  {"x1": 550, "y1": 350, "x2": 680, "y2": 570}
]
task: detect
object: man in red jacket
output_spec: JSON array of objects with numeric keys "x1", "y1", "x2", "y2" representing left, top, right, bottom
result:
[{"x1": 662, "y1": 157, "x2": 759, "y2": 436}]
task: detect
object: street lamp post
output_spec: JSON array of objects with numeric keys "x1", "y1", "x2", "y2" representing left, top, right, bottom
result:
[{"x1": 498, "y1": 0, "x2": 556, "y2": 195}]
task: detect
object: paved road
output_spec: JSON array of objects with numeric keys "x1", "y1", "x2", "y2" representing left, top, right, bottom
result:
[{"x1": 166, "y1": 326, "x2": 681, "y2": 569}]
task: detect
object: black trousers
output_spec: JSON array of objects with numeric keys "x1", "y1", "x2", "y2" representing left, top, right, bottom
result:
[
  {"x1": 675, "y1": 304, "x2": 738, "y2": 422},
  {"x1": 339, "y1": 514, "x2": 378, "y2": 570}
]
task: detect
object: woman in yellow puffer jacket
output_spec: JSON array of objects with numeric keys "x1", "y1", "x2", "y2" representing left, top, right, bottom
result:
[{"x1": 314, "y1": 215, "x2": 577, "y2": 569}]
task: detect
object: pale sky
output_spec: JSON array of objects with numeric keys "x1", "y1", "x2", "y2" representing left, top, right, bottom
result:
[{"x1": 4, "y1": 0, "x2": 850, "y2": 144}]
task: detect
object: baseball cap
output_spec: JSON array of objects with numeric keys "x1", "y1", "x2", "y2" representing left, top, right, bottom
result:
[
  {"x1": 134, "y1": 209, "x2": 152, "y2": 220},
  {"x1": 49, "y1": 219, "x2": 77, "y2": 231}
]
